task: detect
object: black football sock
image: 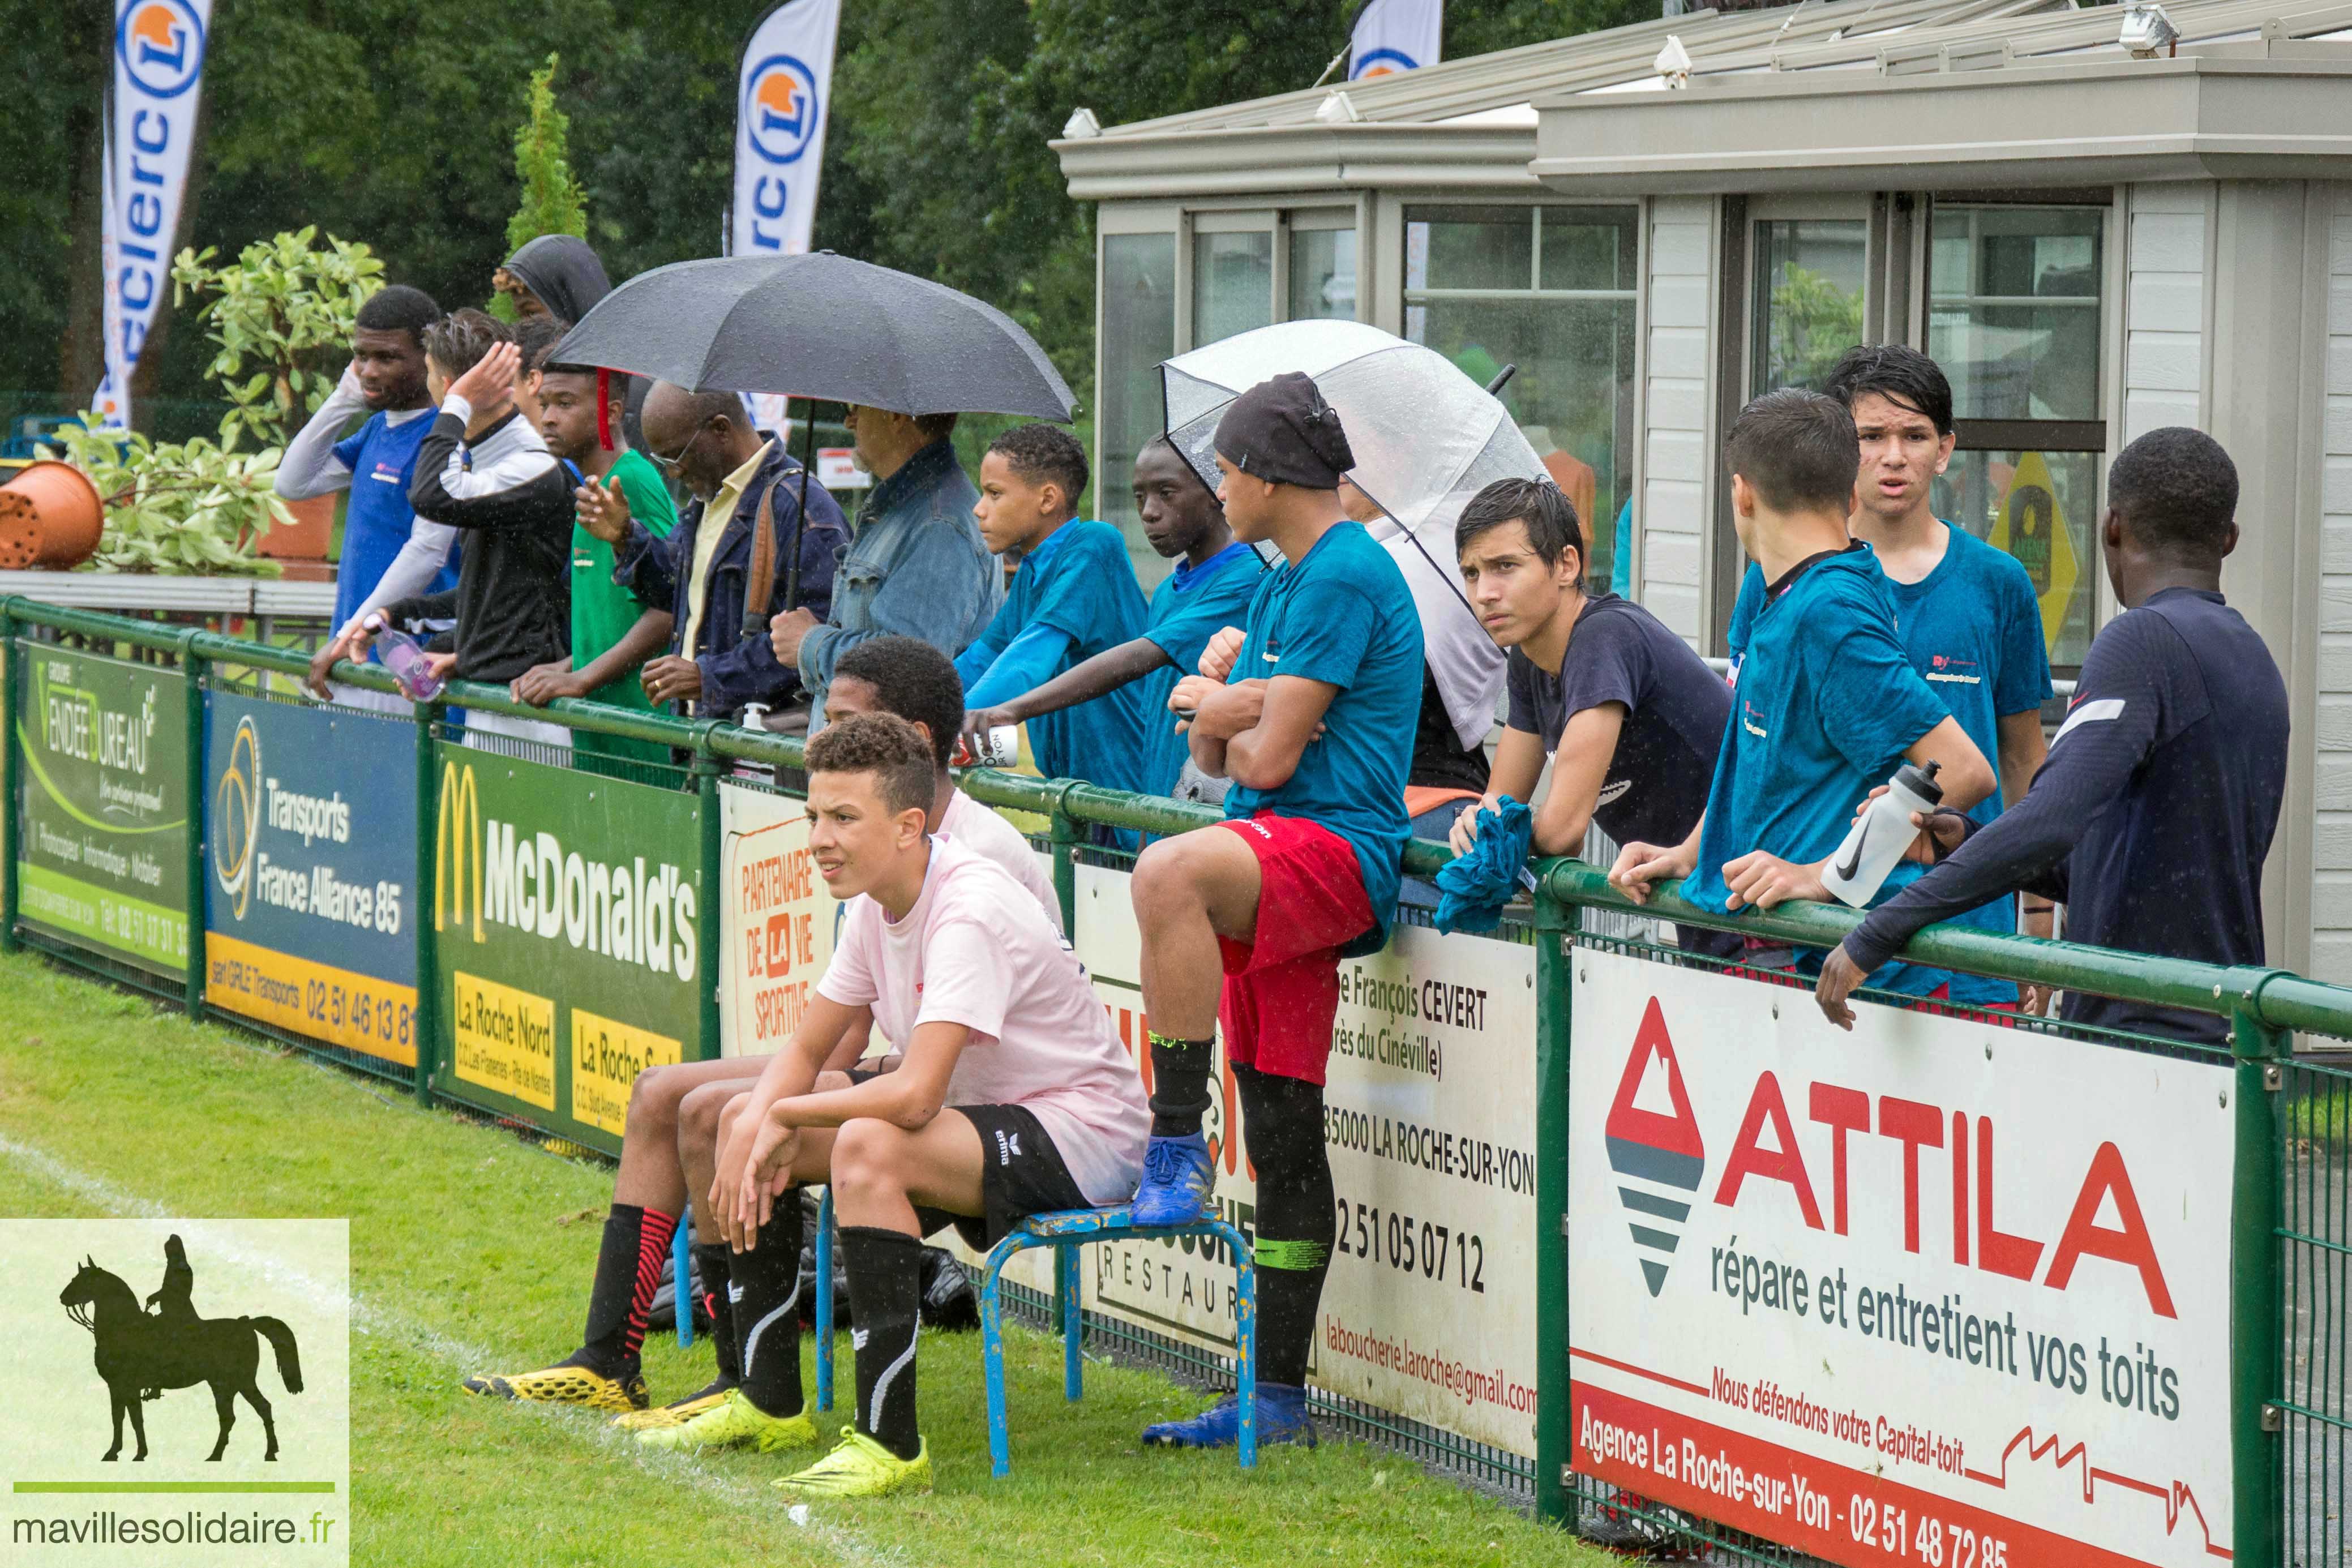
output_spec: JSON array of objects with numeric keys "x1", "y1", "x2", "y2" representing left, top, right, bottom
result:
[
  {"x1": 575, "y1": 1203, "x2": 678, "y2": 1377},
  {"x1": 731, "y1": 1198, "x2": 806, "y2": 1417},
  {"x1": 839, "y1": 1225, "x2": 924, "y2": 1460},
  {"x1": 1236, "y1": 1065, "x2": 1333, "y2": 1388},
  {"x1": 690, "y1": 1241, "x2": 742, "y2": 1390},
  {"x1": 1147, "y1": 1033, "x2": 1215, "y2": 1139}
]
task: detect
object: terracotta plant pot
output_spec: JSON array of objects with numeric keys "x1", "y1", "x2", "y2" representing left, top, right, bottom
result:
[
  {"x1": 0, "y1": 460, "x2": 105, "y2": 570},
  {"x1": 260, "y1": 492, "x2": 335, "y2": 561}
]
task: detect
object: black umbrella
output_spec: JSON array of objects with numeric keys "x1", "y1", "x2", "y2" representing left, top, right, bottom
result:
[
  {"x1": 549, "y1": 251, "x2": 1076, "y2": 420},
  {"x1": 552, "y1": 252, "x2": 1076, "y2": 622}
]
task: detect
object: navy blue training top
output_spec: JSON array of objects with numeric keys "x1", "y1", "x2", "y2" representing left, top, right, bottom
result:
[{"x1": 1845, "y1": 588, "x2": 2287, "y2": 1043}]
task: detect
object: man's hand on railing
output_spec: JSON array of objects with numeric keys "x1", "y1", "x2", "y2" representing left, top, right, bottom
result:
[
  {"x1": 640, "y1": 656, "x2": 702, "y2": 706},
  {"x1": 1608, "y1": 838, "x2": 1695, "y2": 904},
  {"x1": 1816, "y1": 945, "x2": 1866, "y2": 1031},
  {"x1": 306, "y1": 621, "x2": 377, "y2": 700},
  {"x1": 1721, "y1": 850, "x2": 1828, "y2": 911}
]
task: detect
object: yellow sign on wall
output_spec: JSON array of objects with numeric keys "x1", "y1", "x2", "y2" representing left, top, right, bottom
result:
[
  {"x1": 570, "y1": 1008, "x2": 683, "y2": 1136},
  {"x1": 1987, "y1": 451, "x2": 2080, "y2": 656},
  {"x1": 451, "y1": 969, "x2": 558, "y2": 1111}
]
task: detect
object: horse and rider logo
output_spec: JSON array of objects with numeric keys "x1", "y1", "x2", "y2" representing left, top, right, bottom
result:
[{"x1": 57, "y1": 1236, "x2": 303, "y2": 1462}]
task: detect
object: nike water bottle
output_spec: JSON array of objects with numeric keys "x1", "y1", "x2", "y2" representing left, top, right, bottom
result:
[
  {"x1": 362, "y1": 614, "x2": 445, "y2": 702},
  {"x1": 1819, "y1": 759, "x2": 1944, "y2": 908}
]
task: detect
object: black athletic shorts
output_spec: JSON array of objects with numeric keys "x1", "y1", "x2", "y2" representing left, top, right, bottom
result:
[{"x1": 913, "y1": 1104, "x2": 1090, "y2": 1253}]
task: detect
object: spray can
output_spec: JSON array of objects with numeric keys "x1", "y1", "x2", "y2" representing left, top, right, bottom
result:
[{"x1": 1819, "y1": 759, "x2": 1944, "y2": 907}]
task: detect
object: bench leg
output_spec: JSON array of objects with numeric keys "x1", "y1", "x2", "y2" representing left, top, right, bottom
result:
[
  {"x1": 1057, "y1": 1244, "x2": 1083, "y2": 1403},
  {"x1": 674, "y1": 1205, "x2": 695, "y2": 1349},
  {"x1": 981, "y1": 1263, "x2": 1012, "y2": 1477},
  {"x1": 813, "y1": 1191, "x2": 834, "y2": 1413},
  {"x1": 1236, "y1": 1247, "x2": 1257, "y2": 1471}
]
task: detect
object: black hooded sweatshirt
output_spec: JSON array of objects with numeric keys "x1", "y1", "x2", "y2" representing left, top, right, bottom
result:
[{"x1": 505, "y1": 235, "x2": 648, "y2": 447}]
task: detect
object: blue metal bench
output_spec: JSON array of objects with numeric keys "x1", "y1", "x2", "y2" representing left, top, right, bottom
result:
[{"x1": 808, "y1": 1192, "x2": 1259, "y2": 1475}]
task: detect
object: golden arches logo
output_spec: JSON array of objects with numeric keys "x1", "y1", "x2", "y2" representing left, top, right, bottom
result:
[
  {"x1": 434, "y1": 759, "x2": 484, "y2": 942},
  {"x1": 211, "y1": 716, "x2": 262, "y2": 920}
]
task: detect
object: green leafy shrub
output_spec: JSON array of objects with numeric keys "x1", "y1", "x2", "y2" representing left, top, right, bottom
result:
[{"x1": 40, "y1": 419, "x2": 287, "y2": 577}]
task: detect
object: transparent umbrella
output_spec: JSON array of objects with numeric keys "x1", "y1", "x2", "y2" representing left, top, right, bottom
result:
[{"x1": 1161, "y1": 320, "x2": 1547, "y2": 750}]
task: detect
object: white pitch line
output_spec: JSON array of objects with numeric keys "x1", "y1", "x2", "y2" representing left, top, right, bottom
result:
[{"x1": 0, "y1": 1130, "x2": 892, "y2": 1566}]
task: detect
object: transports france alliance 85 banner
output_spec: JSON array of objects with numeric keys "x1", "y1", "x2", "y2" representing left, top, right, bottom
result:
[
  {"x1": 1569, "y1": 946, "x2": 2235, "y2": 1568},
  {"x1": 203, "y1": 693, "x2": 418, "y2": 1066}
]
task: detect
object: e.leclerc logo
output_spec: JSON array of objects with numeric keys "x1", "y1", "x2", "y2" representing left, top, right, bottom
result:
[
  {"x1": 744, "y1": 54, "x2": 821, "y2": 164},
  {"x1": 1603, "y1": 997, "x2": 1707, "y2": 1298},
  {"x1": 1351, "y1": 47, "x2": 1420, "y2": 79},
  {"x1": 118, "y1": 0, "x2": 207, "y2": 99}
]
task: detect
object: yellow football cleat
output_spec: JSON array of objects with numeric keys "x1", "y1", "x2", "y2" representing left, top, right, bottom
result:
[
  {"x1": 612, "y1": 1381, "x2": 733, "y2": 1431},
  {"x1": 461, "y1": 1363, "x2": 646, "y2": 1412},
  {"x1": 635, "y1": 1388, "x2": 815, "y2": 1453},
  {"x1": 773, "y1": 1428, "x2": 932, "y2": 1498}
]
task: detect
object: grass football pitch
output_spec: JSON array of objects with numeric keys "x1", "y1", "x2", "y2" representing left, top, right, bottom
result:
[{"x1": 0, "y1": 950, "x2": 1615, "y2": 1567}]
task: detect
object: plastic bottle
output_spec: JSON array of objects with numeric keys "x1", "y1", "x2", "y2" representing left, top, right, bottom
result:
[
  {"x1": 362, "y1": 614, "x2": 445, "y2": 702},
  {"x1": 1819, "y1": 759, "x2": 1944, "y2": 908}
]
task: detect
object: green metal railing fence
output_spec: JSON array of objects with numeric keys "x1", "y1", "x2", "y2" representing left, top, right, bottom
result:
[{"x1": 3, "y1": 594, "x2": 2346, "y2": 1565}]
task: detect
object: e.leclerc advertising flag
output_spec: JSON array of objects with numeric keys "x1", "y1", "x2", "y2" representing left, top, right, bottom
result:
[
  {"x1": 96, "y1": 0, "x2": 214, "y2": 430},
  {"x1": 732, "y1": 0, "x2": 841, "y2": 258},
  {"x1": 730, "y1": 0, "x2": 841, "y2": 432},
  {"x1": 1349, "y1": 0, "x2": 1442, "y2": 80}
]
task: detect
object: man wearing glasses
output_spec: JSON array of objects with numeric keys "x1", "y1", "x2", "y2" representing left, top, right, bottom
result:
[{"x1": 577, "y1": 380, "x2": 850, "y2": 723}]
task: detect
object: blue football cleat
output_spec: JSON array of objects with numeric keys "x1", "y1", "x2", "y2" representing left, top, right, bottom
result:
[
  {"x1": 1142, "y1": 1383, "x2": 1315, "y2": 1449},
  {"x1": 1130, "y1": 1133, "x2": 1215, "y2": 1226}
]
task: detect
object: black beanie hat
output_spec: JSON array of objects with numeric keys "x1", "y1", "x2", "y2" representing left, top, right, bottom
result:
[{"x1": 1211, "y1": 372, "x2": 1355, "y2": 490}]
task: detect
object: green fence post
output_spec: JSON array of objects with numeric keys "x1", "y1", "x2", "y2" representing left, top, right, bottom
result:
[
  {"x1": 693, "y1": 744, "x2": 724, "y2": 1063},
  {"x1": 412, "y1": 701, "x2": 442, "y2": 1108},
  {"x1": 2227, "y1": 976, "x2": 2289, "y2": 1568},
  {"x1": 1532, "y1": 869, "x2": 1580, "y2": 1530},
  {"x1": 1, "y1": 601, "x2": 19, "y2": 957},
  {"x1": 179, "y1": 632, "x2": 205, "y2": 1021},
  {"x1": 1048, "y1": 787, "x2": 1080, "y2": 936}
]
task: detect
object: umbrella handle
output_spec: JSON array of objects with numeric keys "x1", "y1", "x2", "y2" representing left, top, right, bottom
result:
[
  {"x1": 1483, "y1": 363, "x2": 1519, "y2": 399},
  {"x1": 782, "y1": 399, "x2": 815, "y2": 615}
]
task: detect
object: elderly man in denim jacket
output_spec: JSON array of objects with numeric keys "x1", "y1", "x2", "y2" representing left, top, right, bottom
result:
[{"x1": 769, "y1": 406, "x2": 1004, "y2": 722}]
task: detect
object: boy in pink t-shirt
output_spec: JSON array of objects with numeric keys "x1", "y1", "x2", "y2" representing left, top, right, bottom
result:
[{"x1": 702, "y1": 712, "x2": 1147, "y2": 1497}]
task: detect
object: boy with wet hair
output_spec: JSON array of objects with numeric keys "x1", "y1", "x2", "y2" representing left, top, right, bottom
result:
[{"x1": 699, "y1": 711, "x2": 1148, "y2": 1496}]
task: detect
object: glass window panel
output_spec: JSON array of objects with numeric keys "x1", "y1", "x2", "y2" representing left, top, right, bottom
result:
[
  {"x1": 1102, "y1": 232, "x2": 1177, "y2": 582},
  {"x1": 1751, "y1": 219, "x2": 1867, "y2": 393},
  {"x1": 1192, "y1": 230, "x2": 1273, "y2": 349},
  {"x1": 1406, "y1": 295, "x2": 1638, "y2": 596},
  {"x1": 1931, "y1": 448, "x2": 2098, "y2": 669},
  {"x1": 1539, "y1": 207, "x2": 1639, "y2": 293},
  {"x1": 1927, "y1": 205, "x2": 2104, "y2": 422},
  {"x1": 1404, "y1": 206, "x2": 1533, "y2": 292},
  {"x1": 1287, "y1": 228, "x2": 1358, "y2": 322}
]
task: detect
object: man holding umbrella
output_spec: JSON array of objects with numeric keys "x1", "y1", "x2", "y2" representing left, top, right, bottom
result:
[
  {"x1": 767, "y1": 405, "x2": 1003, "y2": 720},
  {"x1": 576, "y1": 380, "x2": 849, "y2": 722}
]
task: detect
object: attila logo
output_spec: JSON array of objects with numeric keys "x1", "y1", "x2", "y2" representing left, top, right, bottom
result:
[{"x1": 1603, "y1": 999, "x2": 1706, "y2": 1297}]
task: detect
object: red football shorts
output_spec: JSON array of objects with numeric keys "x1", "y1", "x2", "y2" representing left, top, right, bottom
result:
[{"x1": 1214, "y1": 812, "x2": 1376, "y2": 1086}]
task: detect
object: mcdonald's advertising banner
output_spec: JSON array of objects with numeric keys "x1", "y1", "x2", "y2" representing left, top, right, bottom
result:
[
  {"x1": 11, "y1": 645, "x2": 187, "y2": 977},
  {"x1": 943, "y1": 862, "x2": 1541, "y2": 1456},
  {"x1": 428, "y1": 745, "x2": 704, "y2": 1152},
  {"x1": 202, "y1": 694, "x2": 417, "y2": 1066},
  {"x1": 717, "y1": 781, "x2": 839, "y2": 1059},
  {"x1": 1568, "y1": 947, "x2": 2234, "y2": 1568}
]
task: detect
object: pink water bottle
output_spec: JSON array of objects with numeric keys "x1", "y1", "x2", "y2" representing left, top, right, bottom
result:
[{"x1": 362, "y1": 614, "x2": 445, "y2": 701}]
